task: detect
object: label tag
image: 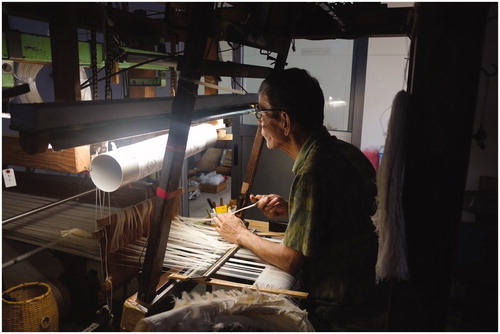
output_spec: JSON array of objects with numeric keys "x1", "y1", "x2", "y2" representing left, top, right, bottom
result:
[{"x1": 3, "y1": 168, "x2": 17, "y2": 188}]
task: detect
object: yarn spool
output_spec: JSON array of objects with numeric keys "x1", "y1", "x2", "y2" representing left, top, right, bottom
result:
[{"x1": 2, "y1": 282, "x2": 59, "y2": 332}]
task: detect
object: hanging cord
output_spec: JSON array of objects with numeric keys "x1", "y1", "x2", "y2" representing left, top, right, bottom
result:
[
  {"x1": 170, "y1": 41, "x2": 177, "y2": 97},
  {"x1": 90, "y1": 24, "x2": 99, "y2": 101},
  {"x1": 104, "y1": 29, "x2": 114, "y2": 100},
  {"x1": 95, "y1": 189, "x2": 113, "y2": 319},
  {"x1": 105, "y1": 192, "x2": 113, "y2": 313}
]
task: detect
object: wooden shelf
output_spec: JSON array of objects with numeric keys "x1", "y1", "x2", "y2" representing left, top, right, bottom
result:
[{"x1": 2, "y1": 135, "x2": 90, "y2": 173}]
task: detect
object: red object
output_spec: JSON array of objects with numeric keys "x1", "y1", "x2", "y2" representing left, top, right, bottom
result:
[{"x1": 363, "y1": 149, "x2": 380, "y2": 170}]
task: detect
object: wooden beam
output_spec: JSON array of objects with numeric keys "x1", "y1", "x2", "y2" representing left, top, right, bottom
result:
[
  {"x1": 168, "y1": 273, "x2": 309, "y2": 299},
  {"x1": 137, "y1": 3, "x2": 215, "y2": 304},
  {"x1": 236, "y1": 129, "x2": 265, "y2": 219}
]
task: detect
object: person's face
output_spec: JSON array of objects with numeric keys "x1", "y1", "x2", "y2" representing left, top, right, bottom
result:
[{"x1": 258, "y1": 92, "x2": 286, "y2": 150}]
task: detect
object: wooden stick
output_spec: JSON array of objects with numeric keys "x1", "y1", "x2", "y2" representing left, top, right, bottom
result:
[{"x1": 169, "y1": 273, "x2": 309, "y2": 299}]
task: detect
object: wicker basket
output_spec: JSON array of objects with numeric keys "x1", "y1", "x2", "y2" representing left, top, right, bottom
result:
[{"x1": 2, "y1": 282, "x2": 59, "y2": 332}]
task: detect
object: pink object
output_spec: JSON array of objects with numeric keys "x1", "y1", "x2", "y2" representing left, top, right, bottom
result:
[{"x1": 363, "y1": 149, "x2": 380, "y2": 170}]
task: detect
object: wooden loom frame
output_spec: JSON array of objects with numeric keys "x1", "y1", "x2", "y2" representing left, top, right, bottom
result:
[
  {"x1": 111, "y1": 4, "x2": 306, "y2": 329},
  {"x1": 129, "y1": 2, "x2": 299, "y2": 310}
]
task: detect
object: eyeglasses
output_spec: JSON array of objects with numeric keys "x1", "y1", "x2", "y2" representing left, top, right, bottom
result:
[{"x1": 253, "y1": 106, "x2": 285, "y2": 119}]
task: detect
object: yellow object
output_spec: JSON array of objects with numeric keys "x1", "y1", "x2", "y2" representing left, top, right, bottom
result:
[{"x1": 215, "y1": 205, "x2": 228, "y2": 213}]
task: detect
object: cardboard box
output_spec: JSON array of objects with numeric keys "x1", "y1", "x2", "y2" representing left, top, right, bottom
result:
[{"x1": 200, "y1": 180, "x2": 227, "y2": 193}]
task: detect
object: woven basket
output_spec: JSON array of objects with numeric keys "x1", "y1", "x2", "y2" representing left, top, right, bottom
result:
[{"x1": 2, "y1": 282, "x2": 59, "y2": 332}]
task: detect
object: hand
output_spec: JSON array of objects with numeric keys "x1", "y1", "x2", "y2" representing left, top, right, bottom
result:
[
  {"x1": 249, "y1": 194, "x2": 289, "y2": 219},
  {"x1": 214, "y1": 213, "x2": 248, "y2": 245}
]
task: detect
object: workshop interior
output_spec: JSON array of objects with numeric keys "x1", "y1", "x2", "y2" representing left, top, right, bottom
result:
[{"x1": 2, "y1": 2, "x2": 497, "y2": 332}]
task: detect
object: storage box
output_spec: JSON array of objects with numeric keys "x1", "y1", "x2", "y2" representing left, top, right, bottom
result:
[{"x1": 200, "y1": 180, "x2": 227, "y2": 193}]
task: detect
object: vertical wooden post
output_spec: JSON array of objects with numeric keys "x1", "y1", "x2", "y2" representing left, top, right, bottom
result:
[
  {"x1": 137, "y1": 2, "x2": 215, "y2": 304},
  {"x1": 49, "y1": 3, "x2": 81, "y2": 102},
  {"x1": 235, "y1": 129, "x2": 265, "y2": 219}
]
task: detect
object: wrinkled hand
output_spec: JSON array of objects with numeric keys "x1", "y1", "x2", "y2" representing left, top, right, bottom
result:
[
  {"x1": 249, "y1": 194, "x2": 289, "y2": 219},
  {"x1": 214, "y1": 213, "x2": 247, "y2": 245}
]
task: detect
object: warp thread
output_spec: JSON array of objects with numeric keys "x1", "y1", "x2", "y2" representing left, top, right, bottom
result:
[
  {"x1": 109, "y1": 199, "x2": 154, "y2": 252},
  {"x1": 49, "y1": 196, "x2": 295, "y2": 290}
]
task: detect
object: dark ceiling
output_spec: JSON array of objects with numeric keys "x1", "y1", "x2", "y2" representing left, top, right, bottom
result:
[{"x1": 3, "y1": 2, "x2": 413, "y2": 46}]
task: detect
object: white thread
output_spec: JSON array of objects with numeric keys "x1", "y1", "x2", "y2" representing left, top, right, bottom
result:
[
  {"x1": 372, "y1": 91, "x2": 409, "y2": 282},
  {"x1": 3, "y1": 192, "x2": 295, "y2": 288}
]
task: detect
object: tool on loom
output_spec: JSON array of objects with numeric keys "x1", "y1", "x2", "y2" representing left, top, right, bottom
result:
[
  {"x1": 184, "y1": 228, "x2": 257, "y2": 283},
  {"x1": 230, "y1": 200, "x2": 259, "y2": 215},
  {"x1": 184, "y1": 200, "x2": 262, "y2": 283},
  {"x1": 206, "y1": 198, "x2": 215, "y2": 211},
  {"x1": 206, "y1": 200, "x2": 259, "y2": 227}
]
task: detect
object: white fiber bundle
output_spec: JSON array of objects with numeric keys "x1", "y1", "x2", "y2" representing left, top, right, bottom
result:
[
  {"x1": 134, "y1": 288, "x2": 313, "y2": 332},
  {"x1": 371, "y1": 90, "x2": 410, "y2": 282}
]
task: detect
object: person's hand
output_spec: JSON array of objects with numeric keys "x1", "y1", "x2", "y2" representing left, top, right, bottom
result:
[
  {"x1": 249, "y1": 194, "x2": 289, "y2": 219},
  {"x1": 214, "y1": 213, "x2": 248, "y2": 245}
]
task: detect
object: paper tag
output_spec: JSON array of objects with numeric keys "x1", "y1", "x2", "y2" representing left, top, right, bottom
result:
[{"x1": 3, "y1": 168, "x2": 17, "y2": 188}]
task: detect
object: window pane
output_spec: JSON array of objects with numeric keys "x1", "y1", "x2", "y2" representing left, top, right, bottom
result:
[{"x1": 241, "y1": 39, "x2": 354, "y2": 131}]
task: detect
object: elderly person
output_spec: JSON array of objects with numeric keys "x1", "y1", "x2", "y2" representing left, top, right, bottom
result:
[{"x1": 214, "y1": 68, "x2": 388, "y2": 331}]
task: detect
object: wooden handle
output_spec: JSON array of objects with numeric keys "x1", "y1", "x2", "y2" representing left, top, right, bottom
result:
[{"x1": 169, "y1": 273, "x2": 309, "y2": 299}]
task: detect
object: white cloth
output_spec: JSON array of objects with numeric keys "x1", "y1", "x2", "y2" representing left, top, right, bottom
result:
[{"x1": 135, "y1": 288, "x2": 314, "y2": 332}]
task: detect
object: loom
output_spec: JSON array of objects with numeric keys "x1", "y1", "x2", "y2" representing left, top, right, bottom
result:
[
  {"x1": 4, "y1": 2, "x2": 494, "y2": 331},
  {"x1": 4, "y1": 89, "x2": 307, "y2": 327},
  {"x1": 1, "y1": 188, "x2": 305, "y2": 306},
  {"x1": 2, "y1": 2, "x2": 410, "y2": 329}
]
